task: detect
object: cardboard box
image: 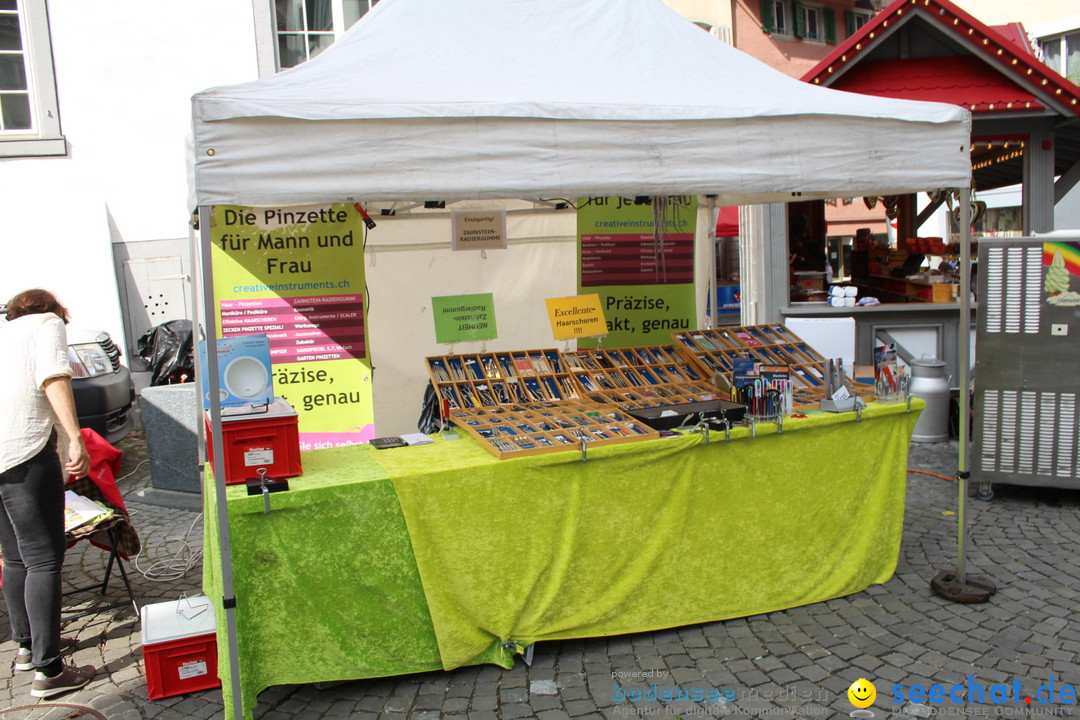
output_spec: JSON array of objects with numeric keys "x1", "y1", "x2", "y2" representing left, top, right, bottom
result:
[
  {"x1": 910, "y1": 282, "x2": 955, "y2": 303},
  {"x1": 206, "y1": 398, "x2": 301, "y2": 485},
  {"x1": 853, "y1": 365, "x2": 876, "y2": 384},
  {"x1": 141, "y1": 596, "x2": 220, "y2": 699},
  {"x1": 793, "y1": 272, "x2": 826, "y2": 292}
]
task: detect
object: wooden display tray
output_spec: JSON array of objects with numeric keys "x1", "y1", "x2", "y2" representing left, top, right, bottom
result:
[
  {"x1": 561, "y1": 345, "x2": 724, "y2": 410},
  {"x1": 448, "y1": 400, "x2": 658, "y2": 459},
  {"x1": 671, "y1": 324, "x2": 874, "y2": 403},
  {"x1": 426, "y1": 349, "x2": 579, "y2": 410}
]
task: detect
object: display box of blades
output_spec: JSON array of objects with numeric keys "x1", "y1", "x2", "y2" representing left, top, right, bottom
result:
[
  {"x1": 426, "y1": 349, "x2": 581, "y2": 411},
  {"x1": 671, "y1": 324, "x2": 874, "y2": 403},
  {"x1": 447, "y1": 400, "x2": 658, "y2": 459},
  {"x1": 562, "y1": 345, "x2": 724, "y2": 410}
]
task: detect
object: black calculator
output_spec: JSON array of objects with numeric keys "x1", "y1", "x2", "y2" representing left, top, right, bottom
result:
[{"x1": 370, "y1": 436, "x2": 408, "y2": 449}]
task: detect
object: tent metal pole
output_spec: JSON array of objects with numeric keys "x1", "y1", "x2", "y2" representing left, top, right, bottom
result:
[
  {"x1": 929, "y1": 186, "x2": 994, "y2": 603},
  {"x1": 707, "y1": 195, "x2": 718, "y2": 328},
  {"x1": 956, "y1": 187, "x2": 971, "y2": 584},
  {"x1": 198, "y1": 204, "x2": 245, "y2": 720}
]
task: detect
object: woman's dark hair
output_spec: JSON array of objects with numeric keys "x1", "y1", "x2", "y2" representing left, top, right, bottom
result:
[{"x1": 5, "y1": 289, "x2": 70, "y2": 323}]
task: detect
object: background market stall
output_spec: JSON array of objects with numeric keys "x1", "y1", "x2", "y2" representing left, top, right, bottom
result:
[{"x1": 189, "y1": 0, "x2": 973, "y2": 717}]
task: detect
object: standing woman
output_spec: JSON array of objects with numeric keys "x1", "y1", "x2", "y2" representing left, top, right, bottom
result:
[{"x1": 0, "y1": 289, "x2": 96, "y2": 698}]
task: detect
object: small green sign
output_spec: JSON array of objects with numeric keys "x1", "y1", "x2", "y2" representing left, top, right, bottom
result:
[{"x1": 432, "y1": 293, "x2": 498, "y2": 344}]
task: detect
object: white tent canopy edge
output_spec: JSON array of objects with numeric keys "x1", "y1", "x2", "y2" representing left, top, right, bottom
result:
[{"x1": 192, "y1": 115, "x2": 970, "y2": 206}]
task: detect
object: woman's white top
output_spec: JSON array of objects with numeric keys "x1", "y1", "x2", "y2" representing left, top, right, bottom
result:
[{"x1": 0, "y1": 313, "x2": 72, "y2": 474}]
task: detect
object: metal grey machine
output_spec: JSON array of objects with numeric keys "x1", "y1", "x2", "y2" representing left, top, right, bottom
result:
[{"x1": 973, "y1": 234, "x2": 1080, "y2": 499}]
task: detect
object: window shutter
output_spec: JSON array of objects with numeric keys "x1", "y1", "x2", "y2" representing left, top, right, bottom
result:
[
  {"x1": 760, "y1": 0, "x2": 775, "y2": 33},
  {"x1": 793, "y1": 1, "x2": 805, "y2": 38},
  {"x1": 846, "y1": 9, "x2": 857, "y2": 37},
  {"x1": 824, "y1": 7, "x2": 836, "y2": 43}
]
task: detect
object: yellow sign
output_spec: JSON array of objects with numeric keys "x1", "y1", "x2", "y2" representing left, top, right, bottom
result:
[{"x1": 545, "y1": 294, "x2": 607, "y2": 340}]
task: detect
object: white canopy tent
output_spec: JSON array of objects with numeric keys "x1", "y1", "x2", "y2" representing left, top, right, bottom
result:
[
  {"x1": 191, "y1": 0, "x2": 971, "y2": 206},
  {"x1": 189, "y1": 1, "x2": 975, "y2": 717}
]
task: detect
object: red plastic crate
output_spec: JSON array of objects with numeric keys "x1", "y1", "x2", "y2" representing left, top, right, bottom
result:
[
  {"x1": 205, "y1": 398, "x2": 302, "y2": 485},
  {"x1": 141, "y1": 597, "x2": 221, "y2": 700}
]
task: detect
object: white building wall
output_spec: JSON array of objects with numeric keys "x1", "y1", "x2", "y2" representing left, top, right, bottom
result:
[
  {"x1": 663, "y1": 0, "x2": 733, "y2": 30},
  {"x1": 0, "y1": 1, "x2": 260, "y2": 357}
]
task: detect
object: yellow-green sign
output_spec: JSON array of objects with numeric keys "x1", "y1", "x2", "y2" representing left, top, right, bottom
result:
[
  {"x1": 545, "y1": 294, "x2": 607, "y2": 340},
  {"x1": 432, "y1": 293, "x2": 497, "y2": 344},
  {"x1": 577, "y1": 196, "x2": 697, "y2": 348},
  {"x1": 209, "y1": 203, "x2": 375, "y2": 447}
]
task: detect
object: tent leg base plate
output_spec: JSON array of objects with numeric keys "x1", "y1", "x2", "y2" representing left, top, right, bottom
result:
[{"x1": 930, "y1": 570, "x2": 996, "y2": 603}]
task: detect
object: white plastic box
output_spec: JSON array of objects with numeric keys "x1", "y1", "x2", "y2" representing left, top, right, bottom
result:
[{"x1": 141, "y1": 596, "x2": 220, "y2": 699}]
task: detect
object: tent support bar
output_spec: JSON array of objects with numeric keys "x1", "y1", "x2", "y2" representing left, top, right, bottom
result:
[
  {"x1": 914, "y1": 197, "x2": 946, "y2": 232},
  {"x1": 198, "y1": 204, "x2": 246, "y2": 719},
  {"x1": 1054, "y1": 156, "x2": 1080, "y2": 204},
  {"x1": 930, "y1": 187, "x2": 996, "y2": 604},
  {"x1": 707, "y1": 195, "x2": 718, "y2": 328},
  {"x1": 956, "y1": 187, "x2": 971, "y2": 584}
]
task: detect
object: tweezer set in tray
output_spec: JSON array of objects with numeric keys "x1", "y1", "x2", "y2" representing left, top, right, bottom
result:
[
  {"x1": 426, "y1": 349, "x2": 579, "y2": 410},
  {"x1": 561, "y1": 345, "x2": 723, "y2": 410},
  {"x1": 447, "y1": 401, "x2": 659, "y2": 459}
]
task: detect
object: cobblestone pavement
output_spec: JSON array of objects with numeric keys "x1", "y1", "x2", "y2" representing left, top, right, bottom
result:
[{"x1": 2, "y1": 436, "x2": 1078, "y2": 719}]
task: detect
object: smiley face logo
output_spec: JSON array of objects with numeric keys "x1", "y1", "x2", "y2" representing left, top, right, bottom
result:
[{"x1": 848, "y1": 678, "x2": 877, "y2": 709}]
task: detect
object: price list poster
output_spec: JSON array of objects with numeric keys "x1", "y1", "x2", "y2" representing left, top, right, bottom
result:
[
  {"x1": 576, "y1": 196, "x2": 697, "y2": 348},
  {"x1": 209, "y1": 204, "x2": 374, "y2": 448}
]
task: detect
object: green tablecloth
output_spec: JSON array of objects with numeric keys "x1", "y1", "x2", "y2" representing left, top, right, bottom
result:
[
  {"x1": 202, "y1": 450, "x2": 444, "y2": 719},
  {"x1": 204, "y1": 401, "x2": 921, "y2": 719}
]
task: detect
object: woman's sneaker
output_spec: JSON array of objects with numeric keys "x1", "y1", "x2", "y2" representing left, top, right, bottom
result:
[
  {"x1": 13, "y1": 637, "x2": 77, "y2": 672},
  {"x1": 30, "y1": 664, "x2": 96, "y2": 698}
]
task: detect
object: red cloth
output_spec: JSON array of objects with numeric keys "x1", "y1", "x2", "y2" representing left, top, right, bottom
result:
[
  {"x1": 64, "y1": 428, "x2": 140, "y2": 560},
  {"x1": 2, "y1": 429, "x2": 127, "y2": 587},
  {"x1": 68, "y1": 428, "x2": 127, "y2": 514}
]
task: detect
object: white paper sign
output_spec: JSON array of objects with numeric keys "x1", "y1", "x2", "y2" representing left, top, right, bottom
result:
[
  {"x1": 452, "y1": 211, "x2": 507, "y2": 251},
  {"x1": 244, "y1": 448, "x2": 274, "y2": 466},
  {"x1": 178, "y1": 660, "x2": 208, "y2": 679}
]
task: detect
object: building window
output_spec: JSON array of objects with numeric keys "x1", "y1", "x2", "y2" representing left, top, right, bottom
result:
[
  {"x1": 1040, "y1": 31, "x2": 1080, "y2": 85},
  {"x1": 760, "y1": 0, "x2": 790, "y2": 37},
  {"x1": 799, "y1": 4, "x2": 821, "y2": 40},
  {"x1": 0, "y1": 0, "x2": 64, "y2": 157},
  {"x1": 846, "y1": 9, "x2": 873, "y2": 37},
  {"x1": 792, "y1": 2, "x2": 835, "y2": 43},
  {"x1": 276, "y1": 0, "x2": 378, "y2": 69},
  {"x1": 0, "y1": 3, "x2": 31, "y2": 131}
]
